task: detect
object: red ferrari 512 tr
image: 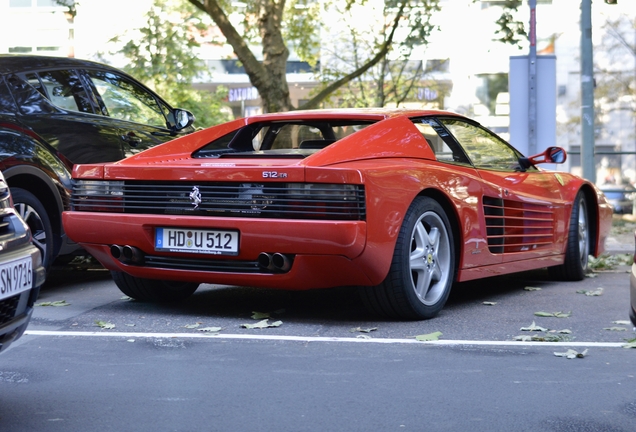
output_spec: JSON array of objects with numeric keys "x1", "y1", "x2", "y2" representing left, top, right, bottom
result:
[{"x1": 62, "y1": 109, "x2": 613, "y2": 320}]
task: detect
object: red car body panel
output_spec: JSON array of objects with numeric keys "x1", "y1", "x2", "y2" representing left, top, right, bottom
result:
[{"x1": 62, "y1": 109, "x2": 613, "y2": 291}]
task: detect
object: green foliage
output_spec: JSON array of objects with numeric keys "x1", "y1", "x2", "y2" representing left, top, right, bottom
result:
[
  {"x1": 490, "y1": 0, "x2": 526, "y2": 46},
  {"x1": 109, "y1": 0, "x2": 231, "y2": 127}
]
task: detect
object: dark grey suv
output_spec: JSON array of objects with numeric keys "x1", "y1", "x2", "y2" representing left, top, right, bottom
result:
[
  {"x1": 0, "y1": 170, "x2": 45, "y2": 353},
  {"x1": 0, "y1": 55, "x2": 195, "y2": 270}
]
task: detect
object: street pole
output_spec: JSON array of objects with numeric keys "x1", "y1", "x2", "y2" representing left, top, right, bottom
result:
[
  {"x1": 528, "y1": 0, "x2": 537, "y2": 156},
  {"x1": 580, "y1": 0, "x2": 596, "y2": 183}
]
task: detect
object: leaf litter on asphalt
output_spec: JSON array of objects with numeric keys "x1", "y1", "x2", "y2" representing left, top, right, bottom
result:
[
  {"x1": 35, "y1": 300, "x2": 69, "y2": 307},
  {"x1": 415, "y1": 331, "x2": 442, "y2": 341},
  {"x1": 520, "y1": 321, "x2": 548, "y2": 332},
  {"x1": 350, "y1": 327, "x2": 378, "y2": 333},
  {"x1": 241, "y1": 319, "x2": 282, "y2": 329},
  {"x1": 95, "y1": 320, "x2": 115, "y2": 329},
  {"x1": 554, "y1": 349, "x2": 588, "y2": 359},
  {"x1": 576, "y1": 288, "x2": 604, "y2": 296},
  {"x1": 534, "y1": 311, "x2": 571, "y2": 318}
]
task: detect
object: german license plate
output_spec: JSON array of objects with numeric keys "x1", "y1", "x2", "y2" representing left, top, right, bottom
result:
[
  {"x1": 155, "y1": 228, "x2": 239, "y2": 255},
  {"x1": 0, "y1": 256, "x2": 33, "y2": 301}
]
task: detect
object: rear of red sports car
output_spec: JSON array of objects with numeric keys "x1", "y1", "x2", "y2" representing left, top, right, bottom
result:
[{"x1": 62, "y1": 109, "x2": 612, "y2": 320}]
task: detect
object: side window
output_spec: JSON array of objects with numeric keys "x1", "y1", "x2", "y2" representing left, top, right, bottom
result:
[
  {"x1": 0, "y1": 79, "x2": 17, "y2": 114},
  {"x1": 84, "y1": 70, "x2": 167, "y2": 128},
  {"x1": 36, "y1": 69, "x2": 95, "y2": 113},
  {"x1": 412, "y1": 118, "x2": 470, "y2": 164},
  {"x1": 440, "y1": 119, "x2": 521, "y2": 171}
]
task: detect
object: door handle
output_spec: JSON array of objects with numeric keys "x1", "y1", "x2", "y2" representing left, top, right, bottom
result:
[{"x1": 121, "y1": 132, "x2": 143, "y2": 147}]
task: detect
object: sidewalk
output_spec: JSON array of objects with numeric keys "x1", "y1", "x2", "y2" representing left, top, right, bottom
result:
[{"x1": 605, "y1": 214, "x2": 635, "y2": 255}]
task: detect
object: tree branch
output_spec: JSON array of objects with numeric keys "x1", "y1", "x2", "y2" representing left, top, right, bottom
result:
[{"x1": 299, "y1": 0, "x2": 409, "y2": 110}]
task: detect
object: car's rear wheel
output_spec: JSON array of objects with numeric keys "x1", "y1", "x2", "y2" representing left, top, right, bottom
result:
[
  {"x1": 548, "y1": 191, "x2": 589, "y2": 281},
  {"x1": 12, "y1": 187, "x2": 54, "y2": 270},
  {"x1": 111, "y1": 271, "x2": 200, "y2": 302},
  {"x1": 359, "y1": 196, "x2": 455, "y2": 320}
]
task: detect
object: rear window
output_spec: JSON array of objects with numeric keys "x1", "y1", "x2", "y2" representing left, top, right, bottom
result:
[{"x1": 193, "y1": 120, "x2": 374, "y2": 158}]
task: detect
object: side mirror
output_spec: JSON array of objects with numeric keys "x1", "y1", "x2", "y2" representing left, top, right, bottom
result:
[
  {"x1": 525, "y1": 146, "x2": 567, "y2": 166},
  {"x1": 172, "y1": 109, "x2": 195, "y2": 131}
]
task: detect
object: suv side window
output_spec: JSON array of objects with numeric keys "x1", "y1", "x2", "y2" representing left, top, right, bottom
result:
[
  {"x1": 84, "y1": 70, "x2": 167, "y2": 128},
  {"x1": 36, "y1": 69, "x2": 95, "y2": 113}
]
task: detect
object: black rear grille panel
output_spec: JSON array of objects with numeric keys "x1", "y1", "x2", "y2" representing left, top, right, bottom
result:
[
  {"x1": 73, "y1": 181, "x2": 366, "y2": 221},
  {"x1": 0, "y1": 295, "x2": 20, "y2": 325}
]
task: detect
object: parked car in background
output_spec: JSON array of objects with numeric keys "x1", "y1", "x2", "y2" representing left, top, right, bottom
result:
[
  {"x1": 631, "y1": 231, "x2": 636, "y2": 327},
  {"x1": 0, "y1": 55, "x2": 195, "y2": 270},
  {"x1": 0, "y1": 170, "x2": 45, "y2": 353},
  {"x1": 62, "y1": 109, "x2": 613, "y2": 320},
  {"x1": 599, "y1": 184, "x2": 634, "y2": 215}
]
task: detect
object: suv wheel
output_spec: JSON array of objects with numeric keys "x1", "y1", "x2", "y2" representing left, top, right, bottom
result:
[{"x1": 12, "y1": 188, "x2": 54, "y2": 270}]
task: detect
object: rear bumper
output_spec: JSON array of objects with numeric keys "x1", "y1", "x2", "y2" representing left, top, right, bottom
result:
[{"x1": 64, "y1": 212, "x2": 389, "y2": 289}]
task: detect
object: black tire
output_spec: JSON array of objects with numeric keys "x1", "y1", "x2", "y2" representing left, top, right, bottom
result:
[
  {"x1": 359, "y1": 196, "x2": 456, "y2": 320},
  {"x1": 111, "y1": 271, "x2": 199, "y2": 302},
  {"x1": 548, "y1": 192, "x2": 589, "y2": 281},
  {"x1": 12, "y1": 187, "x2": 54, "y2": 271}
]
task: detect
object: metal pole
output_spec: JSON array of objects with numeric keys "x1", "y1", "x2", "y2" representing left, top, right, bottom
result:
[
  {"x1": 580, "y1": 0, "x2": 596, "y2": 183},
  {"x1": 528, "y1": 0, "x2": 537, "y2": 156}
]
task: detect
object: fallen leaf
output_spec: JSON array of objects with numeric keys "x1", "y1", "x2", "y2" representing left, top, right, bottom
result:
[
  {"x1": 613, "y1": 320, "x2": 631, "y2": 325},
  {"x1": 554, "y1": 349, "x2": 588, "y2": 359},
  {"x1": 198, "y1": 327, "x2": 222, "y2": 333},
  {"x1": 584, "y1": 273, "x2": 598, "y2": 278},
  {"x1": 183, "y1": 323, "x2": 201, "y2": 329},
  {"x1": 95, "y1": 320, "x2": 115, "y2": 329},
  {"x1": 556, "y1": 329, "x2": 572, "y2": 334},
  {"x1": 520, "y1": 321, "x2": 548, "y2": 332},
  {"x1": 251, "y1": 311, "x2": 271, "y2": 320},
  {"x1": 240, "y1": 319, "x2": 282, "y2": 329},
  {"x1": 482, "y1": 301, "x2": 497, "y2": 306},
  {"x1": 604, "y1": 327, "x2": 627, "y2": 331},
  {"x1": 534, "y1": 311, "x2": 554, "y2": 317},
  {"x1": 524, "y1": 286, "x2": 542, "y2": 291},
  {"x1": 356, "y1": 335, "x2": 372, "y2": 340},
  {"x1": 513, "y1": 335, "x2": 532, "y2": 341},
  {"x1": 127, "y1": 339, "x2": 135, "y2": 343},
  {"x1": 35, "y1": 300, "x2": 69, "y2": 307},
  {"x1": 534, "y1": 311, "x2": 571, "y2": 318},
  {"x1": 576, "y1": 288, "x2": 604, "y2": 296},
  {"x1": 350, "y1": 327, "x2": 378, "y2": 333},
  {"x1": 623, "y1": 338, "x2": 636, "y2": 349},
  {"x1": 415, "y1": 331, "x2": 442, "y2": 341}
]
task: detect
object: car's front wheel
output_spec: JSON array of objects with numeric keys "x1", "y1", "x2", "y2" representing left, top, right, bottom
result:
[
  {"x1": 359, "y1": 196, "x2": 456, "y2": 320},
  {"x1": 12, "y1": 187, "x2": 54, "y2": 270},
  {"x1": 548, "y1": 191, "x2": 589, "y2": 281},
  {"x1": 111, "y1": 271, "x2": 200, "y2": 302}
]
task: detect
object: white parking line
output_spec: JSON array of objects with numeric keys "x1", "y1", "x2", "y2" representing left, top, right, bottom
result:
[{"x1": 24, "y1": 330, "x2": 627, "y2": 348}]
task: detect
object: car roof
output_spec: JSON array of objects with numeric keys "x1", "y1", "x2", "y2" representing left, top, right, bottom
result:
[
  {"x1": 0, "y1": 54, "x2": 126, "y2": 76},
  {"x1": 243, "y1": 108, "x2": 465, "y2": 123}
]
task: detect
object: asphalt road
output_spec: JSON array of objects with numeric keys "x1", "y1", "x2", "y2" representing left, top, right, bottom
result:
[{"x1": 1, "y1": 221, "x2": 635, "y2": 431}]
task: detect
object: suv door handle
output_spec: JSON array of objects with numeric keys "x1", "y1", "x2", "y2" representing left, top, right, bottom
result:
[{"x1": 120, "y1": 132, "x2": 143, "y2": 147}]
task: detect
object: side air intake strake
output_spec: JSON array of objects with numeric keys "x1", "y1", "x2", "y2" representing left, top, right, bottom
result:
[{"x1": 483, "y1": 196, "x2": 556, "y2": 254}]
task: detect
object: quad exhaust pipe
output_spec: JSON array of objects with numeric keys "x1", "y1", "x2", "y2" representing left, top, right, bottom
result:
[
  {"x1": 111, "y1": 244, "x2": 145, "y2": 265},
  {"x1": 258, "y1": 252, "x2": 292, "y2": 272}
]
